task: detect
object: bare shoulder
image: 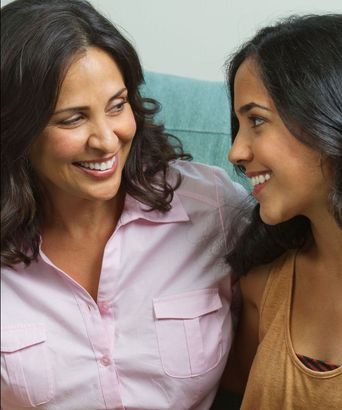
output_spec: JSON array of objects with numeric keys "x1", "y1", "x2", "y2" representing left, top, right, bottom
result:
[
  {"x1": 240, "y1": 262, "x2": 273, "y2": 309},
  {"x1": 219, "y1": 262, "x2": 273, "y2": 394}
]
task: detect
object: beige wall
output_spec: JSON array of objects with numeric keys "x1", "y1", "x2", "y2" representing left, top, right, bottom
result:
[{"x1": 2, "y1": 0, "x2": 341, "y2": 80}]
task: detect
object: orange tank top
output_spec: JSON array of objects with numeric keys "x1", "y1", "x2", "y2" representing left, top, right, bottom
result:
[{"x1": 241, "y1": 251, "x2": 342, "y2": 410}]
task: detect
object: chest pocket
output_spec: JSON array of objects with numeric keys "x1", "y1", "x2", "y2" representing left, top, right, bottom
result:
[
  {"x1": 1, "y1": 323, "x2": 54, "y2": 407},
  {"x1": 153, "y1": 288, "x2": 228, "y2": 378}
]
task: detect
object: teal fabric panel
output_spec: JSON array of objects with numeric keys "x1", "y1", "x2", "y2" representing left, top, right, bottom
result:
[{"x1": 141, "y1": 71, "x2": 248, "y2": 188}]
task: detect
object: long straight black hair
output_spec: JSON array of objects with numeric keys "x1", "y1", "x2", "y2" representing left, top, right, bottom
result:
[
  {"x1": 1, "y1": 0, "x2": 191, "y2": 267},
  {"x1": 225, "y1": 14, "x2": 342, "y2": 276}
]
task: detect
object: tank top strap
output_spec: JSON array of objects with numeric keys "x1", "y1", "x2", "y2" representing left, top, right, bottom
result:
[{"x1": 258, "y1": 250, "x2": 297, "y2": 341}]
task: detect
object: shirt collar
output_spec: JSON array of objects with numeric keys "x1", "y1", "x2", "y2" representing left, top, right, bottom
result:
[{"x1": 119, "y1": 191, "x2": 190, "y2": 226}]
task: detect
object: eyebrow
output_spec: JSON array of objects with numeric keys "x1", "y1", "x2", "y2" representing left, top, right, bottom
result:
[
  {"x1": 53, "y1": 87, "x2": 128, "y2": 115},
  {"x1": 238, "y1": 102, "x2": 271, "y2": 114}
]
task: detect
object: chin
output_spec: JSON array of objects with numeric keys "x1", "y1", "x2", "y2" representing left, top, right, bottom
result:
[
  {"x1": 83, "y1": 186, "x2": 121, "y2": 202},
  {"x1": 259, "y1": 208, "x2": 289, "y2": 226},
  {"x1": 93, "y1": 192, "x2": 120, "y2": 202}
]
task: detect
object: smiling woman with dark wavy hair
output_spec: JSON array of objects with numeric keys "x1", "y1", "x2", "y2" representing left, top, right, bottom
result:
[
  {"x1": 1, "y1": 0, "x2": 190, "y2": 268},
  {"x1": 0, "y1": 1, "x2": 246, "y2": 409}
]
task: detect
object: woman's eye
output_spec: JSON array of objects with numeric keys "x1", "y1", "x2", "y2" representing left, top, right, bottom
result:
[
  {"x1": 59, "y1": 115, "x2": 83, "y2": 126},
  {"x1": 108, "y1": 98, "x2": 127, "y2": 114},
  {"x1": 250, "y1": 116, "x2": 265, "y2": 128}
]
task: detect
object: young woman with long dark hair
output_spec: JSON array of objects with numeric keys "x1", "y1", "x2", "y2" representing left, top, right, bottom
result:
[{"x1": 216, "y1": 13, "x2": 342, "y2": 410}]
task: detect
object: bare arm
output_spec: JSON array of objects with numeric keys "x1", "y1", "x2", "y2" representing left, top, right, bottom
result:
[{"x1": 221, "y1": 264, "x2": 270, "y2": 395}]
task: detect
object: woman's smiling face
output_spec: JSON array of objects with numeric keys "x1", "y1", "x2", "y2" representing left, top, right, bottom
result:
[
  {"x1": 29, "y1": 46, "x2": 137, "y2": 204},
  {"x1": 229, "y1": 58, "x2": 330, "y2": 225}
]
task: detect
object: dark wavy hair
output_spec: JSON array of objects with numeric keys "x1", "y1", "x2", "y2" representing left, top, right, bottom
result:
[
  {"x1": 1, "y1": 0, "x2": 191, "y2": 267},
  {"x1": 225, "y1": 14, "x2": 342, "y2": 276}
]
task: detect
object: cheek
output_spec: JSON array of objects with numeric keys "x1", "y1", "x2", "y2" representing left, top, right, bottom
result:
[
  {"x1": 41, "y1": 131, "x2": 84, "y2": 162},
  {"x1": 119, "y1": 118, "x2": 136, "y2": 164},
  {"x1": 127, "y1": 116, "x2": 137, "y2": 141},
  {"x1": 289, "y1": 149, "x2": 322, "y2": 184},
  {"x1": 121, "y1": 106, "x2": 137, "y2": 142}
]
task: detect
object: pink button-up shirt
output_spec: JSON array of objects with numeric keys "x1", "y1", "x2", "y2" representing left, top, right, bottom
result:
[{"x1": 1, "y1": 161, "x2": 245, "y2": 410}]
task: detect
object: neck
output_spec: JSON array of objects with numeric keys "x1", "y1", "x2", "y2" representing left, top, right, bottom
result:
[
  {"x1": 306, "y1": 210, "x2": 342, "y2": 276},
  {"x1": 42, "y1": 191, "x2": 125, "y2": 240}
]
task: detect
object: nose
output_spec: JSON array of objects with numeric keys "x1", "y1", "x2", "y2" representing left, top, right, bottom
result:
[
  {"x1": 88, "y1": 118, "x2": 119, "y2": 153},
  {"x1": 228, "y1": 132, "x2": 253, "y2": 166}
]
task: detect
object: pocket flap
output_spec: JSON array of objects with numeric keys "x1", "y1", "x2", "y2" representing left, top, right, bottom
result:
[
  {"x1": 153, "y1": 288, "x2": 222, "y2": 319},
  {"x1": 1, "y1": 324, "x2": 46, "y2": 352}
]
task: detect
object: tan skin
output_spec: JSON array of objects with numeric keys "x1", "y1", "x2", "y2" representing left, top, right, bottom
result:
[
  {"x1": 30, "y1": 47, "x2": 137, "y2": 301},
  {"x1": 221, "y1": 58, "x2": 342, "y2": 394},
  {"x1": 40, "y1": 193, "x2": 124, "y2": 300}
]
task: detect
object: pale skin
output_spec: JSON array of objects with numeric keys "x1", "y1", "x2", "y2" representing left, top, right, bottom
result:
[
  {"x1": 29, "y1": 47, "x2": 137, "y2": 300},
  {"x1": 221, "y1": 58, "x2": 342, "y2": 394}
]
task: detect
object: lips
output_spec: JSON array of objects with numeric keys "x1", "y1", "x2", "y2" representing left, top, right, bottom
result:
[
  {"x1": 245, "y1": 171, "x2": 272, "y2": 196},
  {"x1": 73, "y1": 155, "x2": 118, "y2": 178}
]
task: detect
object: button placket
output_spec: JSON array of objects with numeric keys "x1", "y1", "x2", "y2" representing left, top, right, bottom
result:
[{"x1": 92, "y1": 231, "x2": 123, "y2": 408}]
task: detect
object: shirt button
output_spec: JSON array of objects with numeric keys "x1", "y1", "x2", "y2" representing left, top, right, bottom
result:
[
  {"x1": 99, "y1": 355, "x2": 112, "y2": 367},
  {"x1": 98, "y1": 301, "x2": 110, "y2": 314}
]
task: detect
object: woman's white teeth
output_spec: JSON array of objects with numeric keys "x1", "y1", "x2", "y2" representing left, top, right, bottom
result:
[
  {"x1": 78, "y1": 157, "x2": 115, "y2": 171},
  {"x1": 251, "y1": 173, "x2": 271, "y2": 187}
]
